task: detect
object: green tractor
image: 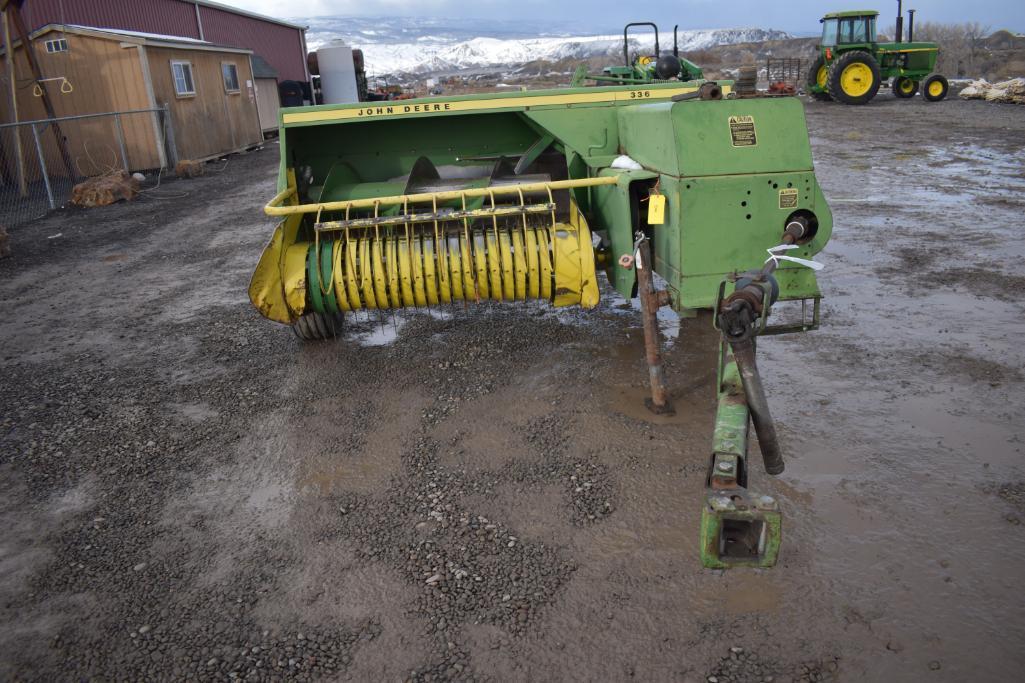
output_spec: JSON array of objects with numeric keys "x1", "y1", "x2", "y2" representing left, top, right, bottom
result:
[
  {"x1": 571, "y1": 22, "x2": 704, "y2": 86},
  {"x1": 807, "y1": 1, "x2": 949, "y2": 105}
]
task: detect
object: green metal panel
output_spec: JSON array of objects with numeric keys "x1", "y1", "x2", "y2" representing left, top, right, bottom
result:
[
  {"x1": 658, "y1": 173, "x2": 829, "y2": 309},
  {"x1": 612, "y1": 98, "x2": 829, "y2": 310},
  {"x1": 616, "y1": 98, "x2": 814, "y2": 177}
]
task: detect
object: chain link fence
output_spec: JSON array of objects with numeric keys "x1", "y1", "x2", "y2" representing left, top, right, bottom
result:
[{"x1": 0, "y1": 107, "x2": 177, "y2": 228}]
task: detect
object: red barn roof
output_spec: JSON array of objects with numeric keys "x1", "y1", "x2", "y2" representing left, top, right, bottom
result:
[{"x1": 2, "y1": 0, "x2": 308, "y2": 81}]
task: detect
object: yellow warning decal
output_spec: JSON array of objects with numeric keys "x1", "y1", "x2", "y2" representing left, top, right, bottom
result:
[
  {"x1": 778, "y1": 188, "x2": 799, "y2": 209},
  {"x1": 729, "y1": 115, "x2": 757, "y2": 147},
  {"x1": 282, "y1": 85, "x2": 729, "y2": 125}
]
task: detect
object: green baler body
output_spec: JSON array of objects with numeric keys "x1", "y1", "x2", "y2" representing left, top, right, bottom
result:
[{"x1": 275, "y1": 82, "x2": 830, "y2": 313}]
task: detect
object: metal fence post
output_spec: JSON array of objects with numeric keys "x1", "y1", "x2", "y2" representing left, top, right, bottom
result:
[
  {"x1": 31, "y1": 122, "x2": 56, "y2": 210},
  {"x1": 162, "y1": 104, "x2": 179, "y2": 168},
  {"x1": 113, "y1": 112, "x2": 129, "y2": 172}
]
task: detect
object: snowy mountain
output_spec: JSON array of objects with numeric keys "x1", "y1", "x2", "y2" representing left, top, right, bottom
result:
[{"x1": 296, "y1": 16, "x2": 792, "y2": 77}]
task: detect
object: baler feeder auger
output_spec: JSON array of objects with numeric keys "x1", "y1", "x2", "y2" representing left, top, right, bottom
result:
[{"x1": 250, "y1": 80, "x2": 832, "y2": 568}]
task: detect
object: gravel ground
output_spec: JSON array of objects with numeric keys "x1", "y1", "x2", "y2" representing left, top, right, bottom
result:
[{"x1": 2, "y1": 93, "x2": 1024, "y2": 682}]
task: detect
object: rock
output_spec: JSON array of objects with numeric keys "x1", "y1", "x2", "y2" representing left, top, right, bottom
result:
[
  {"x1": 132, "y1": 172, "x2": 146, "y2": 182},
  {"x1": 133, "y1": 563, "x2": 147, "y2": 572}
]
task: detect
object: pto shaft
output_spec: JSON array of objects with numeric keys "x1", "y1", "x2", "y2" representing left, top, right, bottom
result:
[{"x1": 729, "y1": 337, "x2": 784, "y2": 475}]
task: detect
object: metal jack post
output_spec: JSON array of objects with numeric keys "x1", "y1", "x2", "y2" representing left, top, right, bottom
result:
[{"x1": 634, "y1": 233, "x2": 674, "y2": 415}]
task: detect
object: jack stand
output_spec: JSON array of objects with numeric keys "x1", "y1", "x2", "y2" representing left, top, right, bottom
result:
[
  {"x1": 699, "y1": 341, "x2": 781, "y2": 568},
  {"x1": 635, "y1": 235, "x2": 674, "y2": 415}
]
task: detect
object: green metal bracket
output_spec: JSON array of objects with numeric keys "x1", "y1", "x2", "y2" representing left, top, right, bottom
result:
[{"x1": 700, "y1": 490, "x2": 781, "y2": 569}]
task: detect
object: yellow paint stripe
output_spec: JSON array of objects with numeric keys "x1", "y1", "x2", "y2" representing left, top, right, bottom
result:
[
  {"x1": 282, "y1": 85, "x2": 721, "y2": 125},
  {"x1": 877, "y1": 47, "x2": 938, "y2": 53}
]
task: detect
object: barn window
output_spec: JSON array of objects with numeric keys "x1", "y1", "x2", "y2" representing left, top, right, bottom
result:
[
  {"x1": 44, "y1": 38, "x2": 68, "y2": 53},
  {"x1": 221, "y1": 63, "x2": 240, "y2": 93},
  {"x1": 171, "y1": 61, "x2": 195, "y2": 97}
]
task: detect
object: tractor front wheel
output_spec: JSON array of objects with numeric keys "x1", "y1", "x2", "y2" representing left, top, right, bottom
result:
[
  {"x1": 892, "y1": 76, "x2": 918, "y2": 98},
  {"x1": 922, "y1": 74, "x2": 949, "y2": 101},
  {"x1": 827, "y1": 51, "x2": 881, "y2": 105},
  {"x1": 292, "y1": 311, "x2": 344, "y2": 341},
  {"x1": 806, "y1": 55, "x2": 832, "y2": 101}
]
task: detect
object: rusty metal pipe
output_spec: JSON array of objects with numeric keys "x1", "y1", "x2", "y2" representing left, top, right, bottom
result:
[
  {"x1": 729, "y1": 337, "x2": 784, "y2": 475},
  {"x1": 636, "y1": 238, "x2": 674, "y2": 415}
]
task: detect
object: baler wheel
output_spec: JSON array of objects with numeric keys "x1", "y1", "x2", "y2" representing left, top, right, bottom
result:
[
  {"x1": 827, "y1": 51, "x2": 881, "y2": 105},
  {"x1": 806, "y1": 56, "x2": 832, "y2": 101},
  {"x1": 922, "y1": 74, "x2": 949, "y2": 102},
  {"x1": 892, "y1": 76, "x2": 918, "y2": 98},
  {"x1": 292, "y1": 311, "x2": 344, "y2": 341}
]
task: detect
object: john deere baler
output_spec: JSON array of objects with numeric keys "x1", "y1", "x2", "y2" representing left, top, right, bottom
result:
[{"x1": 250, "y1": 80, "x2": 832, "y2": 568}]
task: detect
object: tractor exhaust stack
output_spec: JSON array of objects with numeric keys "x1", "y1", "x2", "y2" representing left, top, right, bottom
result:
[
  {"x1": 895, "y1": 0, "x2": 904, "y2": 43},
  {"x1": 907, "y1": 9, "x2": 916, "y2": 42}
]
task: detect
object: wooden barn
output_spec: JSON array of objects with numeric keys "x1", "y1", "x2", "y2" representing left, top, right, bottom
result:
[{"x1": 1, "y1": 23, "x2": 263, "y2": 178}]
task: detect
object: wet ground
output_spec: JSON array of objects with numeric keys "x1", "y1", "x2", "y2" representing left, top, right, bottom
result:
[{"x1": 1, "y1": 93, "x2": 1024, "y2": 682}]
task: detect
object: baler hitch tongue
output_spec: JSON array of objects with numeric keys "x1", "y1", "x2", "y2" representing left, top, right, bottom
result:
[{"x1": 700, "y1": 225, "x2": 824, "y2": 568}]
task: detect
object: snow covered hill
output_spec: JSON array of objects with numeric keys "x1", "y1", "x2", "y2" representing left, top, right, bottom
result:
[{"x1": 297, "y1": 16, "x2": 792, "y2": 77}]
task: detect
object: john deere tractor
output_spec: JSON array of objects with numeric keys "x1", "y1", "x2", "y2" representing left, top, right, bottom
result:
[
  {"x1": 571, "y1": 22, "x2": 704, "y2": 86},
  {"x1": 807, "y1": 1, "x2": 948, "y2": 105}
]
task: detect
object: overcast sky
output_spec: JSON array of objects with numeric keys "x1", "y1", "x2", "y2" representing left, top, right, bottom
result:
[{"x1": 224, "y1": 0, "x2": 1025, "y2": 34}]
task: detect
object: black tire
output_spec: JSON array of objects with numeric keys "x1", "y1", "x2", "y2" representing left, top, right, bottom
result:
[
  {"x1": 806, "y1": 55, "x2": 832, "y2": 101},
  {"x1": 891, "y1": 76, "x2": 918, "y2": 98},
  {"x1": 922, "y1": 74, "x2": 949, "y2": 101},
  {"x1": 292, "y1": 311, "x2": 344, "y2": 341},
  {"x1": 826, "y1": 50, "x2": 881, "y2": 105}
]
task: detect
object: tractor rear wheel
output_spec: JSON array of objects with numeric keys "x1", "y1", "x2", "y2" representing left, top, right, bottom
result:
[
  {"x1": 806, "y1": 55, "x2": 832, "y2": 101},
  {"x1": 292, "y1": 311, "x2": 344, "y2": 341},
  {"x1": 922, "y1": 74, "x2": 949, "y2": 101},
  {"x1": 827, "y1": 51, "x2": 881, "y2": 105},
  {"x1": 892, "y1": 76, "x2": 918, "y2": 98}
]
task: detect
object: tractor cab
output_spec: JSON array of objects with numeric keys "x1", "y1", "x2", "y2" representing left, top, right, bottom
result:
[{"x1": 819, "y1": 10, "x2": 878, "y2": 48}]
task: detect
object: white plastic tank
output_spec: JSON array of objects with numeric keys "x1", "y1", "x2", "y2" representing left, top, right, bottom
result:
[{"x1": 318, "y1": 43, "x2": 359, "y2": 104}]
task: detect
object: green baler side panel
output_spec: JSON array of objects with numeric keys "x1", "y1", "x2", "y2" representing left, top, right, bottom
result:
[
  {"x1": 663, "y1": 174, "x2": 830, "y2": 309},
  {"x1": 615, "y1": 98, "x2": 830, "y2": 309}
]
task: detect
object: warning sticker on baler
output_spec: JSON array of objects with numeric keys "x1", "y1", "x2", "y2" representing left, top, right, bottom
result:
[
  {"x1": 778, "y1": 188, "x2": 799, "y2": 209},
  {"x1": 728, "y1": 115, "x2": 757, "y2": 147}
]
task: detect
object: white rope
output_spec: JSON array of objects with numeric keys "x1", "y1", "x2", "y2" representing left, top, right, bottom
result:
[{"x1": 765, "y1": 243, "x2": 823, "y2": 271}]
